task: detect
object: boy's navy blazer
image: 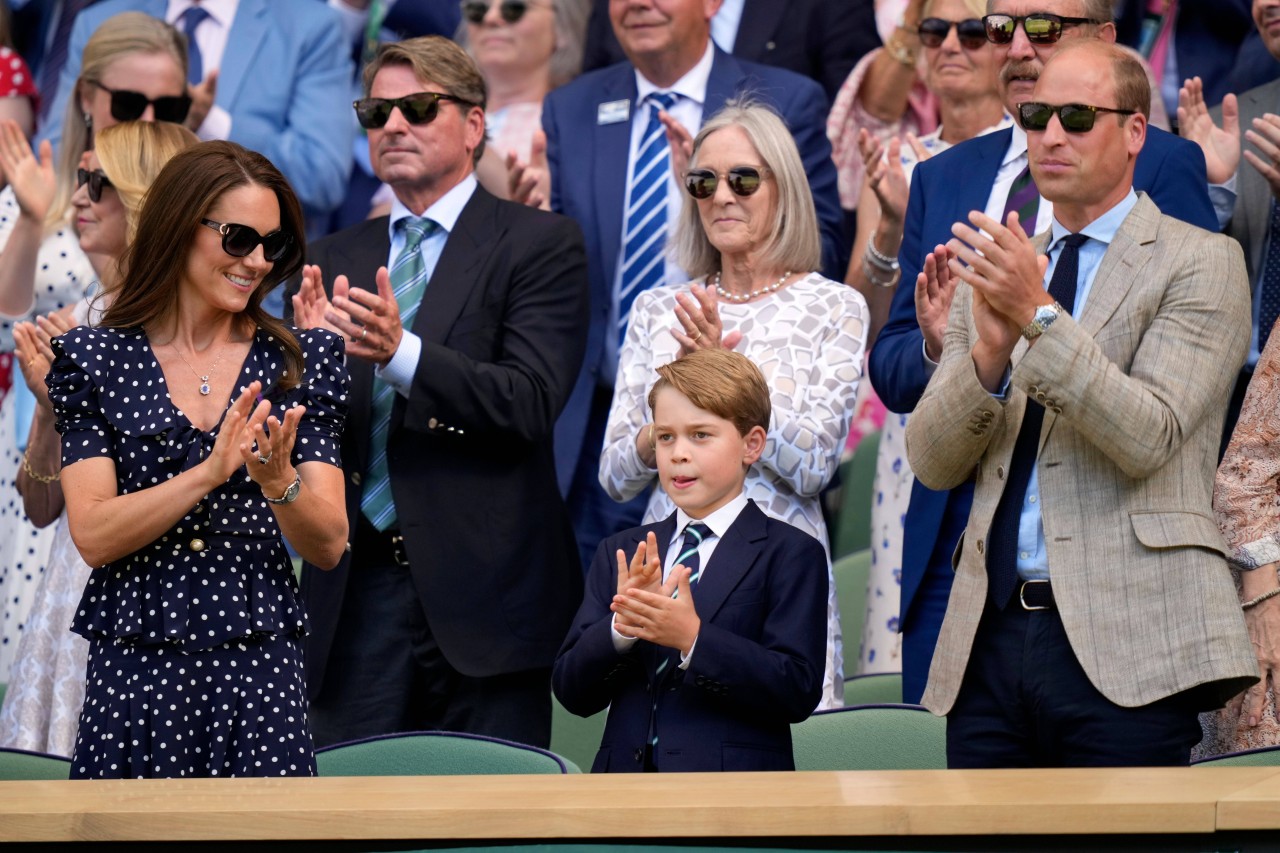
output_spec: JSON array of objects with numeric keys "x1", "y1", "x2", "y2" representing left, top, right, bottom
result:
[{"x1": 552, "y1": 500, "x2": 827, "y2": 773}]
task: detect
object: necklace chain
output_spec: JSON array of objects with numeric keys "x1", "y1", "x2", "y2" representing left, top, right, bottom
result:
[
  {"x1": 167, "y1": 342, "x2": 227, "y2": 396},
  {"x1": 711, "y1": 270, "x2": 794, "y2": 303}
]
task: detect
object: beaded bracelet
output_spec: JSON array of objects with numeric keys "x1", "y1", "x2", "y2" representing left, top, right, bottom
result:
[
  {"x1": 862, "y1": 256, "x2": 900, "y2": 288},
  {"x1": 865, "y1": 238, "x2": 900, "y2": 272},
  {"x1": 21, "y1": 449, "x2": 59, "y2": 484},
  {"x1": 1242, "y1": 586, "x2": 1280, "y2": 610}
]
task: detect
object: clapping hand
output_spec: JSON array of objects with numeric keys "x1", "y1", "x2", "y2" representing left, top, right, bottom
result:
[
  {"x1": 0, "y1": 119, "x2": 54, "y2": 222},
  {"x1": 672, "y1": 281, "x2": 743, "y2": 355},
  {"x1": 13, "y1": 305, "x2": 76, "y2": 410},
  {"x1": 612, "y1": 567, "x2": 701, "y2": 654},
  {"x1": 507, "y1": 129, "x2": 550, "y2": 210},
  {"x1": 1177, "y1": 76, "x2": 1239, "y2": 185}
]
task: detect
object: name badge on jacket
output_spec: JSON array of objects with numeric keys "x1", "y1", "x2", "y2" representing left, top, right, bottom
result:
[{"x1": 597, "y1": 100, "x2": 630, "y2": 125}]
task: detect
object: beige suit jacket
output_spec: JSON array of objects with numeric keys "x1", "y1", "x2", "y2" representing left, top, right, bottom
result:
[{"x1": 906, "y1": 193, "x2": 1258, "y2": 714}]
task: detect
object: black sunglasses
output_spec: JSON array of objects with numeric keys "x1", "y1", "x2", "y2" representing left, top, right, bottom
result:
[
  {"x1": 200, "y1": 218, "x2": 293, "y2": 262},
  {"x1": 982, "y1": 13, "x2": 1099, "y2": 44},
  {"x1": 684, "y1": 166, "x2": 771, "y2": 200},
  {"x1": 76, "y1": 168, "x2": 113, "y2": 203},
  {"x1": 918, "y1": 17, "x2": 988, "y2": 50},
  {"x1": 94, "y1": 82, "x2": 192, "y2": 124},
  {"x1": 353, "y1": 91, "x2": 479, "y2": 129},
  {"x1": 1018, "y1": 101, "x2": 1136, "y2": 133},
  {"x1": 460, "y1": 0, "x2": 533, "y2": 24}
]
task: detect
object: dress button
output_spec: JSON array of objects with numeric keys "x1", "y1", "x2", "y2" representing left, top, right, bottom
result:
[
  {"x1": 351, "y1": 472, "x2": 362, "y2": 486},
  {"x1": 428, "y1": 417, "x2": 439, "y2": 429},
  {"x1": 193, "y1": 504, "x2": 203, "y2": 514},
  {"x1": 189, "y1": 539, "x2": 206, "y2": 552}
]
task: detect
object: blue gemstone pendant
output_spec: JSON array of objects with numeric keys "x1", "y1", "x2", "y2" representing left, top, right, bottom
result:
[{"x1": 200, "y1": 376, "x2": 211, "y2": 395}]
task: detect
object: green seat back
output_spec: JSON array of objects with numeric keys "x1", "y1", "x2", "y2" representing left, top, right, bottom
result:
[
  {"x1": 833, "y1": 548, "x2": 872, "y2": 668},
  {"x1": 551, "y1": 694, "x2": 606, "y2": 773},
  {"x1": 0, "y1": 747, "x2": 72, "y2": 780},
  {"x1": 315, "y1": 731, "x2": 579, "y2": 776},
  {"x1": 792, "y1": 705, "x2": 947, "y2": 770},
  {"x1": 833, "y1": 429, "x2": 881, "y2": 558},
  {"x1": 1193, "y1": 746, "x2": 1280, "y2": 767},
  {"x1": 843, "y1": 672, "x2": 904, "y2": 706}
]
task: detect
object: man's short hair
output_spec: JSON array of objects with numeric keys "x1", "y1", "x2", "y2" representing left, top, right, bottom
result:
[
  {"x1": 648, "y1": 349, "x2": 772, "y2": 438},
  {"x1": 363, "y1": 36, "x2": 488, "y2": 162},
  {"x1": 1054, "y1": 40, "x2": 1150, "y2": 119}
]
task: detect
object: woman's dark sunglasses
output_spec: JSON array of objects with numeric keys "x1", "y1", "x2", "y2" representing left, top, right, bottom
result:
[
  {"x1": 461, "y1": 0, "x2": 532, "y2": 24},
  {"x1": 76, "y1": 168, "x2": 113, "y2": 203},
  {"x1": 1018, "y1": 101, "x2": 1136, "y2": 133},
  {"x1": 917, "y1": 17, "x2": 988, "y2": 50},
  {"x1": 982, "y1": 13, "x2": 1098, "y2": 44},
  {"x1": 95, "y1": 82, "x2": 192, "y2": 124},
  {"x1": 684, "y1": 166, "x2": 771, "y2": 200},
  {"x1": 201, "y1": 218, "x2": 293, "y2": 262},
  {"x1": 353, "y1": 92, "x2": 479, "y2": 129}
]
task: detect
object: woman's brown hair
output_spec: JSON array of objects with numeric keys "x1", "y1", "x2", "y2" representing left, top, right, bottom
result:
[{"x1": 101, "y1": 140, "x2": 307, "y2": 391}]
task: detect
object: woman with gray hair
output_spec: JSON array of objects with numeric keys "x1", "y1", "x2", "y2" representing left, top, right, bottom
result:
[{"x1": 598, "y1": 101, "x2": 868, "y2": 709}]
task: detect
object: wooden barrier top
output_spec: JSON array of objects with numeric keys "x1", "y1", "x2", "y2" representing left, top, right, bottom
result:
[{"x1": 3, "y1": 767, "x2": 1280, "y2": 842}]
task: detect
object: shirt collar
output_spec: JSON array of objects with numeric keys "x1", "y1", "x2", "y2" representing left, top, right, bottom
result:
[
  {"x1": 635, "y1": 40, "x2": 715, "y2": 108},
  {"x1": 388, "y1": 174, "x2": 478, "y2": 241},
  {"x1": 1048, "y1": 188, "x2": 1139, "y2": 251},
  {"x1": 674, "y1": 491, "x2": 749, "y2": 541},
  {"x1": 167, "y1": 0, "x2": 238, "y2": 27},
  {"x1": 1003, "y1": 122, "x2": 1029, "y2": 167}
]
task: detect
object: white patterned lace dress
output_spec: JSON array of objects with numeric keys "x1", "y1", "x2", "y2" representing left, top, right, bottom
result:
[
  {"x1": 0, "y1": 187, "x2": 96, "y2": 682},
  {"x1": 600, "y1": 272, "x2": 868, "y2": 709}
]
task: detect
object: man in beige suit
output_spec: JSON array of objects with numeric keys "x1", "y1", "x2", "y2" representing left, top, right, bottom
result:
[{"x1": 906, "y1": 40, "x2": 1258, "y2": 767}]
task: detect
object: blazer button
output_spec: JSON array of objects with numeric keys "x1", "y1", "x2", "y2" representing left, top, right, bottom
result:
[
  {"x1": 428, "y1": 417, "x2": 439, "y2": 429},
  {"x1": 351, "y1": 472, "x2": 362, "y2": 486},
  {"x1": 976, "y1": 539, "x2": 984, "y2": 555},
  {"x1": 633, "y1": 748, "x2": 644, "y2": 763},
  {"x1": 1028, "y1": 384, "x2": 1039, "y2": 395},
  {"x1": 996, "y1": 465, "x2": 1005, "y2": 479},
  {"x1": 981, "y1": 411, "x2": 993, "y2": 421},
  {"x1": 189, "y1": 539, "x2": 206, "y2": 553}
]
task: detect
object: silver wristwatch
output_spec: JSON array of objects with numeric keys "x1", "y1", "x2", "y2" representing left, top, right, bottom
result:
[
  {"x1": 264, "y1": 472, "x2": 302, "y2": 505},
  {"x1": 1021, "y1": 301, "x2": 1063, "y2": 340}
]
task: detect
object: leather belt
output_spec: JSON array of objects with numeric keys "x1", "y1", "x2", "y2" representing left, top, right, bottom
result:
[
  {"x1": 1018, "y1": 579, "x2": 1055, "y2": 611},
  {"x1": 357, "y1": 519, "x2": 410, "y2": 567}
]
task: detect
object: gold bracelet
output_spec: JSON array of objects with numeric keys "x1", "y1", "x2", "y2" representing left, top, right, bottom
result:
[
  {"x1": 1243, "y1": 586, "x2": 1280, "y2": 610},
  {"x1": 21, "y1": 448, "x2": 59, "y2": 484},
  {"x1": 885, "y1": 35, "x2": 919, "y2": 67}
]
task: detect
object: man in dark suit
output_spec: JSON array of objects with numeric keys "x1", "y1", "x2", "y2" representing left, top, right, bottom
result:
[
  {"x1": 289, "y1": 36, "x2": 588, "y2": 748},
  {"x1": 543, "y1": 0, "x2": 844, "y2": 571},
  {"x1": 867, "y1": 0, "x2": 1219, "y2": 705},
  {"x1": 579, "y1": 0, "x2": 881, "y2": 102}
]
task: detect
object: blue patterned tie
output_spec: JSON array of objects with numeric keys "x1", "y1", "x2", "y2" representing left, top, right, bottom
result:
[
  {"x1": 986, "y1": 233, "x2": 1087, "y2": 608},
  {"x1": 649, "y1": 521, "x2": 712, "y2": 758},
  {"x1": 617, "y1": 92, "x2": 678, "y2": 346},
  {"x1": 360, "y1": 217, "x2": 437, "y2": 531},
  {"x1": 179, "y1": 5, "x2": 211, "y2": 85},
  {"x1": 1258, "y1": 200, "x2": 1280, "y2": 354}
]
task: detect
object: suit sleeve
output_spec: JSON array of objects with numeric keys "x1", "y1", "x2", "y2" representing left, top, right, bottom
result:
[
  {"x1": 1143, "y1": 137, "x2": 1217, "y2": 232},
  {"x1": 868, "y1": 166, "x2": 933, "y2": 414},
  {"x1": 542, "y1": 94, "x2": 564, "y2": 215},
  {"x1": 683, "y1": 530, "x2": 829, "y2": 723},
  {"x1": 242, "y1": 11, "x2": 354, "y2": 215},
  {"x1": 404, "y1": 214, "x2": 590, "y2": 443},
  {"x1": 553, "y1": 538, "x2": 642, "y2": 717}
]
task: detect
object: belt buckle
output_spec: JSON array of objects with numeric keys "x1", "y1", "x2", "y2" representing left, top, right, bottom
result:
[
  {"x1": 1019, "y1": 579, "x2": 1050, "y2": 611},
  {"x1": 390, "y1": 534, "x2": 409, "y2": 566}
]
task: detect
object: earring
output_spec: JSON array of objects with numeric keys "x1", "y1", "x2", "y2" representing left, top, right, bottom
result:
[{"x1": 83, "y1": 111, "x2": 92, "y2": 130}]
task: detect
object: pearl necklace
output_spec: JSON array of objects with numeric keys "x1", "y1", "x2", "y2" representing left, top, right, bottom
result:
[{"x1": 711, "y1": 270, "x2": 794, "y2": 303}]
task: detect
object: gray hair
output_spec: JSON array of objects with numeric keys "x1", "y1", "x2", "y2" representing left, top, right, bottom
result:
[
  {"x1": 986, "y1": 0, "x2": 1112, "y2": 21},
  {"x1": 673, "y1": 100, "x2": 822, "y2": 279}
]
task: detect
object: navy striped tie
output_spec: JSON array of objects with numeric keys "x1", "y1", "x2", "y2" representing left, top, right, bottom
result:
[
  {"x1": 649, "y1": 521, "x2": 712, "y2": 757},
  {"x1": 360, "y1": 217, "x2": 436, "y2": 531},
  {"x1": 617, "y1": 92, "x2": 678, "y2": 346}
]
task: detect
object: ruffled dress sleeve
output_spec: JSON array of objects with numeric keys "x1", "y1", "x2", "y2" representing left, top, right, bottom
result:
[
  {"x1": 48, "y1": 327, "x2": 118, "y2": 465},
  {"x1": 270, "y1": 328, "x2": 348, "y2": 469}
]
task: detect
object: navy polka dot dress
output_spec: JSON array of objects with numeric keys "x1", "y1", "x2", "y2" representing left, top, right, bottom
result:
[{"x1": 46, "y1": 326, "x2": 348, "y2": 778}]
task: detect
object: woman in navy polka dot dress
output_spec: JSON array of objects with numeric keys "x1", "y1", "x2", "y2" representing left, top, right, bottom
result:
[{"x1": 47, "y1": 141, "x2": 350, "y2": 778}]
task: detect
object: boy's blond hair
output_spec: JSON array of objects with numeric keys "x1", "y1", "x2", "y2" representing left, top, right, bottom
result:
[{"x1": 648, "y1": 349, "x2": 771, "y2": 437}]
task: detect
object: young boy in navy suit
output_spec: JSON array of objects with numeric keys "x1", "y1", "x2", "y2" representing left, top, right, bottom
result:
[{"x1": 553, "y1": 348, "x2": 828, "y2": 772}]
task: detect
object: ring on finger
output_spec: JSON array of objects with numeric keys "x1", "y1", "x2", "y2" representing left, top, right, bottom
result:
[
  {"x1": 257, "y1": 451, "x2": 272, "y2": 465},
  {"x1": 690, "y1": 329, "x2": 702, "y2": 342},
  {"x1": 358, "y1": 327, "x2": 368, "y2": 342}
]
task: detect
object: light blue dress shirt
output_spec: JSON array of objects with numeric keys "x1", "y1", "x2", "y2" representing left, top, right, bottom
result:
[{"x1": 1015, "y1": 189, "x2": 1139, "y2": 581}]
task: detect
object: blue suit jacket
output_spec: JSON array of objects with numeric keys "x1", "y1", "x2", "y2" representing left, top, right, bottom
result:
[
  {"x1": 44, "y1": 0, "x2": 353, "y2": 223},
  {"x1": 542, "y1": 48, "x2": 844, "y2": 492},
  {"x1": 868, "y1": 125, "x2": 1217, "y2": 627},
  {"x1": 553, "y1": 500, "x2": 827, "y2": 772}
]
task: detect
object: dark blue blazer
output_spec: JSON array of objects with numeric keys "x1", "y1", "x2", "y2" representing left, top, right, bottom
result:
[
  {"x1": 542, "y1": 48, "x2": 844, "y2": 492},
  {"x1": 1116, "y1": 0, "x2": 1254, "y2": 109},
  {"x1": 553, "y1": 500, "x2": 827, "y2": 772},
  {"x1": 867, "y1": 124, "x2": 1217, "y2": 626}
]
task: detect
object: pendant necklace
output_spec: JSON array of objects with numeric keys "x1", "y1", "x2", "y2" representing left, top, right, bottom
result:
[{"x1": 168, "y1": 341, "x2": 227, "y2": 396}]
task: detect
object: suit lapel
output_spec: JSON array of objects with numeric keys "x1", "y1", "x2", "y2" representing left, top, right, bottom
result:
[
  {"x1": 215, "y1": 0, "x2": 267, "y2": 107},
  {"x1": 412, "y1": 187, "x2": 497, "y2": 345},
  {"x1": 593, "y1": 69, "x2": 636, "y2": 284},
  {"x1": 692, "y1": 501, "x2": 767, "y2": 623},
  {"x1": 704, "y1": 48, "x2": 743, "y2": 116}
]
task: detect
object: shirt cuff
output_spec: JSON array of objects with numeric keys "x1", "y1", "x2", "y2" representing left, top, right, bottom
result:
[
  {"x1": 196, "y1": 105, "x2": 232, "y2": 142},
  {"x1": 677, "y1": 633, "x2": 699, "y2": 669},
  {"x1": 920, "y1": 338, "x2": 939, "y2": 377},
  {"x1": 1209, "y1": 175, "x2": 1238, "y2": 230},
  {"x1": 375, "y1": 329, "x2": 421, "y2": 397},
  {"x1": 611, "y1": 613, "x2": 639, "y2": 653},
  {"x1": 990, "y1": 365, "x2": 1012, "y2": 399}
]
